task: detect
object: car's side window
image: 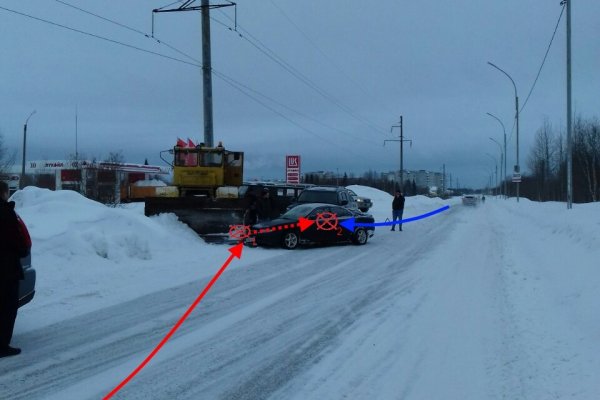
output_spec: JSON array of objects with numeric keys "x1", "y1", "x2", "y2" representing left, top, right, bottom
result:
[
  {"x1": 307, "y1": 208, "x2": 324, "y2": 220},
  {"x1": 334, "y1": 207, "x2": 352, "y2": 217}
]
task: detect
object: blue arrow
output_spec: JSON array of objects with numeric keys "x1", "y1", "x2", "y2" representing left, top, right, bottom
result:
[{"x1": 340, "y1": 205, "x2": 450, "y2": 232}]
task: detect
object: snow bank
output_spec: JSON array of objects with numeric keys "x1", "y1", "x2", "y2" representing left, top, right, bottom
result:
[
  {"x1": 347, "y1": 184, "x2": 459, "y2": 222},
  {"x1": 11, "y1": 187, "x2": 276, "y2": 331}
]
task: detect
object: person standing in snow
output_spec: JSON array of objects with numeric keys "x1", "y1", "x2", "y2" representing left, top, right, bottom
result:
[
  {"x1": 257, "y1": 188, "x2": 273, "y2": 222},
  {"x1": 0, "y1": 181, "x2": 30, "y2": 357},
  {"x1": 243, "y1": 189, "x2": 259, "y2": 226},
  {"x1": 391, "y1": 190, "x2": 405, "y2": 231}
]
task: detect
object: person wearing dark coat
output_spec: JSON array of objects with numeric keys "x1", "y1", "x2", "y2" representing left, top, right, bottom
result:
[
  {"x1": 391, "y1": 190, "x2": 405, "y2": 231},
  {"x1": 0, "y1": 181, "x2": 30, "y2": 357},
  {"x1": 244, "y1": 191, "x2": 259, "y2": 226},
  {"x1": 257, "y1": 189, "x2": 273, "y2": 222}
]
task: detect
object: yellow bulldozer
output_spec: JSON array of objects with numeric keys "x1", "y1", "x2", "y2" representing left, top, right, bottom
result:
[
  {"x1": 144, "y1": 141, "x2": 247, "y2": 235},
  {"x1": 144, "y1": 140, "x2": 310, "y2": 236}
]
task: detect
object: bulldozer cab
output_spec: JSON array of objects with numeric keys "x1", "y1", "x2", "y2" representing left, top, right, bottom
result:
[{"x1": 173, "y1": 144, "x2": 243, "y2": 196}]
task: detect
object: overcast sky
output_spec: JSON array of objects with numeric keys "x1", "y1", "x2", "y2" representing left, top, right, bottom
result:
[{"x1": 1, "y1": 0, "x2": 599, "y2": 188}]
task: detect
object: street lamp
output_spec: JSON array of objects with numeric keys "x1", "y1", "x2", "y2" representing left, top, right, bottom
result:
[
  {"x1": 21, "y1": 110, "x2": 36, "y2": 189},
  {"x1": 485, "y1": 153, "x2": 498, "y2": 196},
  {"x1": 486, "y1": 112, "x2": 508, "y2": 199},
  {"x1": 489, "y1": 137, "x2": 503, "y2": 197},
  {"x1": 488, "y1": 61, "x2": 520, "y2": 202}
]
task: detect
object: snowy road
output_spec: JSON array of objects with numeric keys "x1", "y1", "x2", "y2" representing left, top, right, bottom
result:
[{"x1": 2, "y1": 198, "x2": 599, "y2": 399}]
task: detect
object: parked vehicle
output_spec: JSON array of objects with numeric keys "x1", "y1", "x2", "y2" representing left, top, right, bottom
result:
[
  {"x1": 346, "y1": 189, "x2": 373, "y2": 212},
  {"x1": 462, "y1": 195, "x2": 478, "y2": 206},
  {"x1": 16, "y1": 215, "x2": 36, "y2": 307},
  {"x1": 249, "y1": 203, "x2": 375, "y2": 249},
  {"x1": 287, "y1": 186, "x2": 358, "y2": 211}
]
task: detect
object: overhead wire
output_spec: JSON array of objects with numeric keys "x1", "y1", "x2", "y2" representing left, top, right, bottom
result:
[
  {"x1": 212, "y1": 70, "x2": 366, "y2": 158},
  {"x1": 53, "y1": 0, "x2": 201, "y2": 64},
  {"x1": 503, "y1": 3, "x2": 566, "y2": 146},
  {"x1": 211, "y1": 69, "x2": 376, "y2": 147},
  {"x1": 267, "y1": 0, "x2": 398, "y2": 118},
  {"x1": 214, "y1": 10, "x2": 391, "y2": 137},
  {"x1": 519, "y1": 3, "x2": 566, "y2": 113},
  {"x1": 1, "y1": 3, "x2": 370, "y2": 156},
  {"x1": 0, "y1": 5, "x2": 201, "y2": 68}
]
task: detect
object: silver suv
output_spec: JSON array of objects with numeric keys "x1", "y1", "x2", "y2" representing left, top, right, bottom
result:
[{"x1": 287, "y1": 186, "x2": 358, "y2": 211}]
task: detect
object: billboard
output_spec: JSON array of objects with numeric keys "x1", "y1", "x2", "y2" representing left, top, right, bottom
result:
[{"x1": 286, "y1": 155, "x2": 301, "y2": 184}]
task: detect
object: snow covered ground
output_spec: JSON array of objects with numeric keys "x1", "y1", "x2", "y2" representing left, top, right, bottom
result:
[{"x1": 1, "y1": 186, "x2": 599, "y2": 399}]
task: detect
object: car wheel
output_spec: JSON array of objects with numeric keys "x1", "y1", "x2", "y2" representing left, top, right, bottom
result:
[
  {"x1": 353, "y1": 228, "x2": 368, "y2": 245},
  {"x1": 283, "y1": 232, "x2": 299, "y2": 249}
]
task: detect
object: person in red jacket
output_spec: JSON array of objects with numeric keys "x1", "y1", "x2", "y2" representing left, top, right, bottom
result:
[{"x1": 0, "y1": 181, "x2": 30, "y2": 357}]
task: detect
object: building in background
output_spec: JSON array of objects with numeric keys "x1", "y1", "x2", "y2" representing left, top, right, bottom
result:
[{"x1": 7, "y1": 160, "x2": 171, "y2": 203}]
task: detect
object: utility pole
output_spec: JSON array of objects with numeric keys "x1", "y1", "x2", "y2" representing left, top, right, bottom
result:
[
  {"x1": 153, "y1": 1, "x2": 236, "y2": 147},
  {"x1": 387, "y1": 116, "x2": 412, "y2": 191},
  {"x1": 21, "y1": 110, "x2": 36, "y2": 189},
  {"x1": 564, "y1": 0, "x2": 573, "y2": 209},
  {"x1": 75, "y1": 105, "x2": 79, "y2": 162},
  {"x1": 442, "y1": 164, "x2": 446, "y2": 196}
]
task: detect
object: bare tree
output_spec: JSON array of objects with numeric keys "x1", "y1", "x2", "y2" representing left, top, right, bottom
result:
[
  {"x1": 574, "y1": 117, "x2": 600, "y2": 202},
  {"x1": 104, "y1": 150, "x2": 125, "y2": 164},
  {"x1": 0, "y1": 132, "x2": 16, "y2": 174},
  {"x1": 527, "y1": 119, "x2": 556, "y2": 201}
]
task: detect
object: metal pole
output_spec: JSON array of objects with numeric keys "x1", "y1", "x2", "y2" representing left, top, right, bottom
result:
[
  {"x1": 566, "y1": 0, "x2": 573, "y2": 208},
  {"x1": 486, "y1": 113, "x2": 508, "y2": 199},
  {"x1": 201, "y1": 0, "x2": 214, "y2": 147},
  {"x1": 489, "y1": 137, "x2": 503, "y2": 196},
  {"x1": 487, "y1": 62, "x2": 519, "y2": 202},
  {"x1": 485, "y1": 153, "x2": 497, "y2": 196},
  {"x1": 21, "y1": 110, "x2": 36, "y2": 189},
  {"x1": 389, "y1": 116, "x2": 411, "y2": 191},
  {"x1": 516, "y1": 95, "x2": 520, "y2": 202},
  {"x1": 400, "y1": 116, "x2": 404, "y2": 190}
]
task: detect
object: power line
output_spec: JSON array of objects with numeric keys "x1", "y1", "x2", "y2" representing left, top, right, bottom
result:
[
  {"x1": 1, "y1": 4, "x2": 377, "y2": 157},
  {"x1": 268, "y1": 0, "x2": 397, "y2": 118},
  {"x1": 0, "y1": 5, "x2": 201, "y2": 68},
  {"x1": 214, "y1": 11, "x2": 390, "y2": 137},
  {"x1": 53, "y1": 0, "x2": 202, "y2": 64},
  {"x1": 212, "y1": 69, "x2": 376, "y2": 147},
  {"x1": 520, "y1": 3, "x2": 566, "y2": 113},
  {"x1": 212, "y1": 70, "x2": 366, "y2": 159}
]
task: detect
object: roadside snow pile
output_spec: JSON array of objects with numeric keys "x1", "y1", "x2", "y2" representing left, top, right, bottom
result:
[
  {"x1": 10, "y1": 187, "x2": 224, "y2": 331},
  {"x1": 347, "y1": 185, "x2": 458, "y2": 222},
  {"x1": 12, "y1": 187, "x2": 200, "y2": 262}
]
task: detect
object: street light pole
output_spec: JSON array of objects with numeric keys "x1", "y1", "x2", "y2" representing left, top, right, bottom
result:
[
  {"x1": 488, "y1": 62, "x2": 520, "y2": 202},
  {"x1": 489, "y1": 137, "x2": 503, "y2": 197},
  {"x1": 486, "y1": 112, "x2": 508, "y2": 199},
  {"x1": 486, "y1": 153, "x2": 498, "y2": 196},
  {"x1": 21, "y1": 110, "x2": 36, "y2": 189}
]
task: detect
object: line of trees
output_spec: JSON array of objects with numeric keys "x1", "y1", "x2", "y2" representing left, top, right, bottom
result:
[
  {"x1": 303, "y1": 171, "x2": 474, "y2": 197},
  {"x1": 518, "y1": 116, "x2": 600, "y2": 203}
]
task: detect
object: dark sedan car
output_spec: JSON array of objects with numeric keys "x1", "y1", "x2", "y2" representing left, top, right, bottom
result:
[{"x1": 248, "y1": 203, "x2": 375, "y2": 249}]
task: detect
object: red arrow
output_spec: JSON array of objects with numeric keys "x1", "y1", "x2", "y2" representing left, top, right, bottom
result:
[
  {"x1": 297, "y1": 217, "x2": 314, "y2": 232},
  {"x1": 103, "y1": 242, "x2": 244, "y2": 400}
]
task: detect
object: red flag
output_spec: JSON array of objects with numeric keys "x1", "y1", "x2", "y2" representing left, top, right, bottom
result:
[
  {"x1": 176, "y1": 138, "x2": 186, "y2": 147},
  {"x1": 187, "y1": 138, "x2": 195, "y2": 148}
]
